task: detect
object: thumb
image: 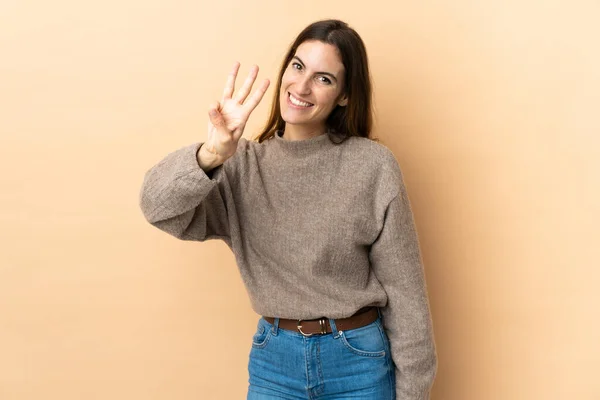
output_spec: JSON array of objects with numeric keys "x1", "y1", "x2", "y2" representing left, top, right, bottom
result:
[{"x1": 208, "y1": 103, "x2": 225, "y2": 128}]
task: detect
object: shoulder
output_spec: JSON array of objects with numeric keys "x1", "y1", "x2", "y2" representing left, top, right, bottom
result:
[
  {"x1": 341, "y1": 135, "x2": 396, "y2": 158},
  {"x1": 220, "y1": 135, "x2": 269, "y2": 179},
  {"x1": 342, "y1": 136, "x2": 404, "y2": 188},
  {"x1": 233, "y1": 135, "x2": 265, "y2": 156},
  {"x1": 221, "y1": 136, "x2": 253, "y2": 165}
]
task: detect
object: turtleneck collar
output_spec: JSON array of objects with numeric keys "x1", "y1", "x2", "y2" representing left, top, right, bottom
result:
[{"x1": 271, "y1": 129, "x2": 340, "y2": 157}]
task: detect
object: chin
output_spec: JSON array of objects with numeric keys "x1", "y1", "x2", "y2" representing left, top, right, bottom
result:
[
  {"x1": 280, "y1": 110, "x2": 303, "y2": 125},
  {"x1": 281, "y1": 114, "x2": 313, "y2": 126}
]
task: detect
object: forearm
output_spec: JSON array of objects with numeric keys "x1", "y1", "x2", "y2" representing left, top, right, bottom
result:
[{"x1": 139, "y1": 142, "x2": 232, "y2": 241}]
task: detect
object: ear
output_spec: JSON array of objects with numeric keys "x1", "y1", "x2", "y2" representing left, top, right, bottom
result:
[{"x1": 337, "y1": 93, "x2": 348, "y2": 107}]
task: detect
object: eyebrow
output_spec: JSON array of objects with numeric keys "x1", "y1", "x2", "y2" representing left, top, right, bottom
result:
[{"x1": 292, "y1": 56, "x2": 338, "y2": 82}]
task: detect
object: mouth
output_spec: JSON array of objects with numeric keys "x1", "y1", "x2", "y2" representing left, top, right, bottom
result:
[{"x1": 287, "y1": 92, "x2": 314, "y2": 108}]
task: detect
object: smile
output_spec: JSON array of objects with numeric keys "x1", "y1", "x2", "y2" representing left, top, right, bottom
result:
[{"x1": 288, "y1": 92, "x2": 314, "y2": 108}]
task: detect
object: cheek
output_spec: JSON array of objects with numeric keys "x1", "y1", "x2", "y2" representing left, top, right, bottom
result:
[
  {"x1": 281, "y1": 68, "x2": 293, "y2": 85},
  {"x1": 318, "y1": 91, "x2": 341, "y2": 109},
  {"x1": 281, "y1": 76, "x2": 293, "y2": 92}
]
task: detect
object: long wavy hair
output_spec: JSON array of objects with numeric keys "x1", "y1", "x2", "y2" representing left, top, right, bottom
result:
[{"x1": 253, "y1": 19, "x2": 377, "y2": 144}]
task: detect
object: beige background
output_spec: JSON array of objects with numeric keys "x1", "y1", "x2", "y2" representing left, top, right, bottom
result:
[{"x1": 1, "y1": 0, "x2": 599, "y2": 399}]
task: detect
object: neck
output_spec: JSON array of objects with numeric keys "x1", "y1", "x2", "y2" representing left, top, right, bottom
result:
[{"x1": 282, "y1": 124, "x2": 327, "y2": 141}]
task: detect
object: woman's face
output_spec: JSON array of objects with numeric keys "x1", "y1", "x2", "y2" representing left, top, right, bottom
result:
[{"x1": 279, "y1": 40, "x2": 347, "y2": 131}]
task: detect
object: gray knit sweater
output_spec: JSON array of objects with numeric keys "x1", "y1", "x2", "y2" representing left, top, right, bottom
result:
[{"x1": 139, "y1": 130, "x2": 437, "y2": 399}]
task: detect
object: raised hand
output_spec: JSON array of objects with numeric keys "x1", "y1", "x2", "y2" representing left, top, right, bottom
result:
[{"x1": 204, "y1": 62, "x2": 270, "y2": 160}]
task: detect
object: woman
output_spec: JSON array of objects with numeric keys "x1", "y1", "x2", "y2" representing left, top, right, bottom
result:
[{"x1": 139, "y1": 19, "x2": 437, "y2": 400}]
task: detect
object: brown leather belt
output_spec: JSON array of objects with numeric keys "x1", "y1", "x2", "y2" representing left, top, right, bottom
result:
[{"x1": 263, "y1": 306, "x2": 379, "y2": 337}]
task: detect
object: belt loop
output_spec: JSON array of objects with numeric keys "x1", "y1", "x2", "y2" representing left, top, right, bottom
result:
[
  {"x1": 329, "y1": 317, "x2": 340, "y2": 338},
  {"x1": 377, "y1": 306, "x2": 382, "y2": 319},
  {"x1": 272, "y1": 317, "x2": 280, "y2": 335}
]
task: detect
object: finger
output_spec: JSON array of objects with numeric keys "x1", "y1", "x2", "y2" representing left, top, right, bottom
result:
[
  {"x1": 234, "y1": 65, "x2": 258, "y2": 104},
  {"x1": 222, "y1": 61, "x2": 240, "y2": 103},
  {"x1": 242, "y1": 78, "x2": 270, "y2": 114}
]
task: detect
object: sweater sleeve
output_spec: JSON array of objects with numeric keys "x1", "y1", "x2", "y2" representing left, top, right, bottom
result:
[
  {"x1": 369, "y1": 180, "x2": 438, "y2": 399},
  {"x1": 138, "y1": 141, "x2": 234, "y2": 244}
]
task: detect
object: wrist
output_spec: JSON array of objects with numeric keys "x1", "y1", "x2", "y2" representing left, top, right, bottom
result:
[
  {"x1": 203, "y1": 141, "x2": 219, "y2": 155},
  {"x1": 197, "y1": 143, "x2": 225, "y2": 171}
]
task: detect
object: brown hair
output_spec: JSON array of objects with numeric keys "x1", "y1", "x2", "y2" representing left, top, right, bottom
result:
[{"x1": 253, "y1": 19, "x2": 377, "y2": 144}]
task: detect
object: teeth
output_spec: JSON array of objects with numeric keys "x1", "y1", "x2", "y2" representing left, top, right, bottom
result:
[{"x1": 289, "y1": 93, "x2": 312, "y2": 107}]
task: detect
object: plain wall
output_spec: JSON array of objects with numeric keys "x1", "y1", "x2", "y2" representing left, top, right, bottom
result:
[{"x1": 1, "y1": 1, "x2": 598, "y2": 399}]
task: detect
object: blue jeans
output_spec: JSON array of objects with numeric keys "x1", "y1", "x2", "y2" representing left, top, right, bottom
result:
[{"x1": 247, "y1": 309, "x2": 396, "y2": 399}]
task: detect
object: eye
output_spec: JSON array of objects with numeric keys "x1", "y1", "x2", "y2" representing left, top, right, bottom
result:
[
  {"x1": 318, "y1": 76, "x2": 332, "y2": 85},
  {"x1": 292, "y1": 62, "x2": 302, "y2": 70}
]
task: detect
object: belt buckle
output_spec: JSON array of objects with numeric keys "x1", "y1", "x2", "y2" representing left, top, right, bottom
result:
[{"x1": 297, "y1": 317, "x2": 328, "y2": 337}]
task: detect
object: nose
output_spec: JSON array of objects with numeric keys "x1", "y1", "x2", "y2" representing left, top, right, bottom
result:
[{"x1": 296, "y1": 75, "x2": 312, "y2": 95}]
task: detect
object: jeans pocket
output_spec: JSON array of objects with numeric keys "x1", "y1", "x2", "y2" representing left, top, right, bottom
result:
[
  {"x1": 251, "y1": 319, "x2": 272, "y2": 349},
  {"x1": 338, "y1": 320, "x2": 386, "y2": 358}
]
